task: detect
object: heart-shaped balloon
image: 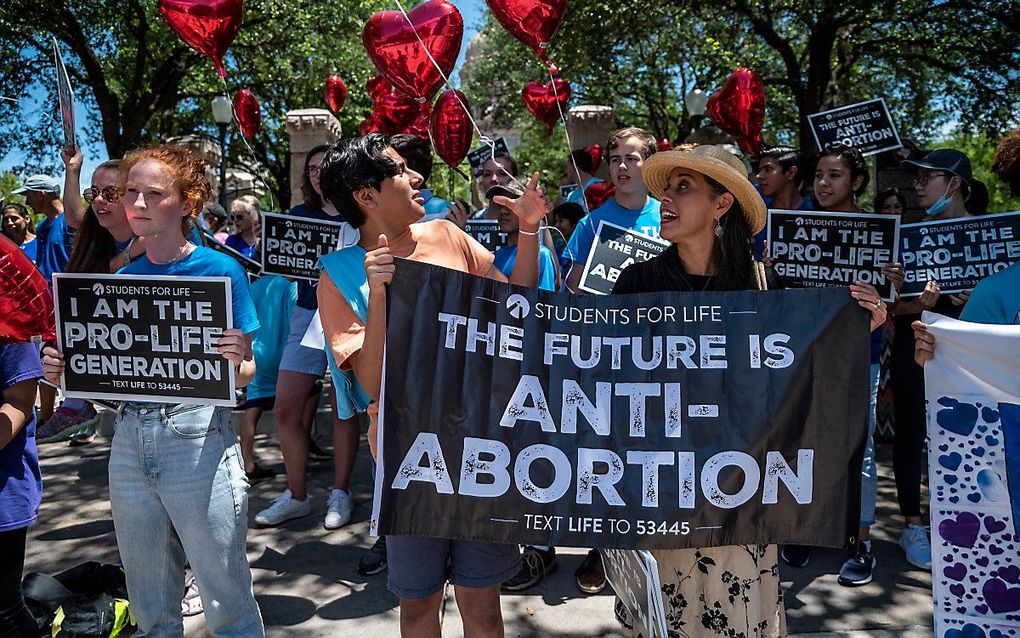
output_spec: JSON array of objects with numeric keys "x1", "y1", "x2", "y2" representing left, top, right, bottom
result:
[
  {"x1": 584, "y1": 180, "x2": 615, "y2": 211},
  {"x1": 158, "y1": 0, "x2": 243, "y2": 78},
  {"x1": 367, "y1": 75, "x2": 391, "y2": 101},
  {"x1": 521, "y1": 78, "x2": 570, "y2": 135},
  {"x1": 404, "y1": 102, "x2": 432, "y2": 139},
  {"x1": 374, "y1": 89, "x2": 421, "y2": 134},
  {"x1": 706, "y1": 67, "x2": 765, "y2": 155},
  {"x1": 430, "y1": 90, "x2": 473, "y2": 168},
  {"x1": 485, "y1": 0, "x2": 567, "y2": 72},
  {"x1": 324, "y1": 75, "x2": 347, "y2": 112},
  {"x1": 585, "y1": 144, "x2": 603, "y2": 168},
  {"x1": 362, "y1": 0, "x2": 463, "y2": 103},
  {"x1": 359, "y1": 115, "x2": 384, "y2": 136},
  {"x1": 233, "y1": 89, "x2": 260, "y2": 139},
  {"x1": 0, "y1": 235, "x2": 54, "y2": 342},
  {"x1": 657, "y1": 138, "x2": 673, "y2": 152}
]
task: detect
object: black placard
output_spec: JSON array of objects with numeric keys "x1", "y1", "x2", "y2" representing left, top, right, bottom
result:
[
  {"x1": 560, "y1": 183, "x2": 580, "y2": 200},
  {"x1": 53, "y1": 38, "x2": 76, "y2": 150},
  {"x1": 602, "y1": 550, "x2": 668, "y2": 638},
  {"x1": 260, "y1": 212, "x2": 354, "y2": 281},
  {"x1": 767, "y1": 209, "x2": 900, "y2": 301},
  {"x1": 372, "y1": 260, "x2": 869, "y2": 550},
  {"x1": 899, "y1": 211, "x2": 1020, "y2": 297},
  {"x1": 807, "y1": 98, "x2": 902, "y2": 156},
  {"x1": 578, "y1": 221, "x2": 669, "y2": 295},
  {"x1": 203, "y1": 230, "x2": 263, "y2": 276},
  {"x1": 52, "y1": 273, "x2": 235, "y2": 405},
  {"x1": 464, "y1": 219, "x2": 508, "y2": 252},
  {"x1": 467, "y1": 137, "x2": 510, "y2": 173}
]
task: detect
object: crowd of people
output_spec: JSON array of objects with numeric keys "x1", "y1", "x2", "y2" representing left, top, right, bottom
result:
[{"x1": 1, "y1": 122, "x2": 1019, "y2": 637}]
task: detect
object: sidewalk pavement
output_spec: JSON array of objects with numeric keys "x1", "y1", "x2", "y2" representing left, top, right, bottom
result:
[{"x1": 26, "y1": 412, "x2": 933, "y2": 637}]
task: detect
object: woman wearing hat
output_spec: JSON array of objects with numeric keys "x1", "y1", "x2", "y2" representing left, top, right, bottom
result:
[{"x1": 613, "y1": 145, "x2": 887, "y2": 637}]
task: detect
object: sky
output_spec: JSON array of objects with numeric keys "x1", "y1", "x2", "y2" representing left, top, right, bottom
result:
[{"x1": 0, "y1": 0, "x2": 489, "y2": 184}]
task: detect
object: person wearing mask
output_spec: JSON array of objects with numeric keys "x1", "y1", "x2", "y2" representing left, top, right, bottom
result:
[
  {"x1": 1, "y1": 203, "x2": 36, "y2": 262},
  {"x1": 226, "y1": 195, "x2": 261, "y2": 260},
  {"x1": 874, "y1": 187, "x2": 906, "y2": 215},
  {"x1": 614, "y1": 143, "x2": 887, "y2": 635},
  {"x1": 41, "y1": 145, "x2": 265, "y2": 636}
]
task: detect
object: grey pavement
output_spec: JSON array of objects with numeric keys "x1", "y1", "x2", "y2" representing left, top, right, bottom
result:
[{"x1": 26, "y1": 409, "x2": 933, "y2": 637}]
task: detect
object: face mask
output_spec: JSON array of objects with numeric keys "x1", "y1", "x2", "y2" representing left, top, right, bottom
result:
[{"x1": 925, "y1": 181, "x2": 954, "y2": 218}]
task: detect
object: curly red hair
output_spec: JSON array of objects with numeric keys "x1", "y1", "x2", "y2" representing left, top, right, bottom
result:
[{"x1": 121, "y1": 145, "x2": 213, "y2": 233}]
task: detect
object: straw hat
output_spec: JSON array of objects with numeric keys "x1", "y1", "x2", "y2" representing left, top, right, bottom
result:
[{"x1": 642, "y1": 145, "x2": 767, "y2": 234}]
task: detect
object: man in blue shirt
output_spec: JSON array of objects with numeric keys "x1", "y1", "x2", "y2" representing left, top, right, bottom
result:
[
  {"x1": 13, "y1": 174, "x2": 69, "y2": 283},
  {"x1": 752, "y1": 146, "x2": 814, "y2": 258},
  {"x1": 563, "y1": 127, "x2": 661, "y2": 293},
  {"x1": 564, "y1": 149, "x2": 602, "y2": 212}
]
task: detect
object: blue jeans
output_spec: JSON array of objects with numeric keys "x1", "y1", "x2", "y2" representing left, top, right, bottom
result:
[
  {"x1": 861, "y1": 363, "x2": 880, "y2": 528},
  {"x1": 108, "y1": 403, "x2": 264, "y2": 637}
]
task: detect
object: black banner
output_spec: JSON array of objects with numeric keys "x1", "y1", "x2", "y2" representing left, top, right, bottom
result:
[
  {"x1": 900, "y1": 211, "x2": 1020, "y2": 297},
  {"x1": 467, "y1": 137, "x2": 510, "y2": 173},
  {"x1": 260, "y1": 211, "x2": 352, "y2": 281},
  {"x1": 579, "y1": 221, "x2": 669, "y2": 295},
  {"x1": 372, "y1": 259, "x2": 869, "y2": 550},
  {"x1": 602, "y1": 549, "x2": 667, "y2": 638},
  {"x1": 52, "y1": 273, "x2": 236, "y2": 405},
  {"x1": 807, "y1": 98, "x2": 902, "y2": 156},
  {"x1": 767, "y1": 209, "x2": 900, "y2": 301},
  {"x1": 465, "y1": 219, "x2": 508, "y2": 252}
]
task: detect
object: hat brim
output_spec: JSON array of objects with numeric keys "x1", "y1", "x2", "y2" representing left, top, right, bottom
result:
[
  {"x1": 11, "y1": 186, "x2": 29, "y2": 194},
  {"x1": 900, "y1": 159, "x2": 973, "y2": 186},
  {"x1": 642, "y1": 151, "x2": 767, "y2": 234},
  {"x1": 485, "y1": 184, "x2": 521, "y2": 201}
]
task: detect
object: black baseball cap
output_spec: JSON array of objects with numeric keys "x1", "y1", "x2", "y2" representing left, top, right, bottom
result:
[{"x1": 902, "y1": 149, "x2": 974, "y2": 187}]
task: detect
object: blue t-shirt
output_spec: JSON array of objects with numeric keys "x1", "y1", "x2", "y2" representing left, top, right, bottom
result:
[
  {"x1": 564, "y1": 197, "x2": 661, "y2": 265},
  {"x1": 119, "y1": 246, "x2": 260, "y2": 335},
  {"x1": 225, "y1": 233, "x2": 258, "y2": 261},
  {"x1": 246, "y1": 275, "x2": 297, "y2": 400},
  {"x1": 21, "y1": 237, "x2": 38, "y2": 263},
  {"x1": 419, "y1": 188, "x2": 451, "y2": 222},
  {"x1": 960, "y1": 262, "x2": 1020, "y2": 325},
  {"x1": 34, "y1": 214, "x2": 75, "y2": 283},
  {"x1": 289, "y1": 204, "x2": 351, "y2": 310},
  {"x1": 493, "y1": 243, "x2": 558, "y2": 291},
  {"x1": 566, "y1": 177, "x2": 602, "y2": 208},
  {"x1": 0, "y1": 342, "x2": 43, "y2": 532}
]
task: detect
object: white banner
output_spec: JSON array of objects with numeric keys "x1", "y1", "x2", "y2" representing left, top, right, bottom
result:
[{"x1": 923, "y1": 312, "x2": 1020, "y2": 637}]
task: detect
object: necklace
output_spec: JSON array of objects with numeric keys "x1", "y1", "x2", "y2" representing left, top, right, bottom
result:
[{"x1": 153, "y1": 243, "x2": 193, "y2": 266}]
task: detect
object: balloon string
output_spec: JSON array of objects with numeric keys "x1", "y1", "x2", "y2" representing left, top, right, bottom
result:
[
  {"x1": 547, "y1": 68, "x2": 588, "y2": 213},
  {"x1": 219, "y1": 77, "x2": 277, "y2": 212},
  {"x1": 392, "y1": 0, "x2": 521, "y2": 188}
]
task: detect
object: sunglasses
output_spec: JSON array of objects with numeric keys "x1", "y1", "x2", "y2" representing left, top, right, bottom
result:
[{"x1": 83, "y1": 186, "x2": 123, "y2": 203}]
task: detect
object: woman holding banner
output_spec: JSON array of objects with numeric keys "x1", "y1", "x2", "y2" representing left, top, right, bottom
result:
[
  {"x1": 613, "y1": 144, "x2": 887, "y2": 636},
  {"x1": 41, "y1": 145, "x2": 265, "y2": 637}
]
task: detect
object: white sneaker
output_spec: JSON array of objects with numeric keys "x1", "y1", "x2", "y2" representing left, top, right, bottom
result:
[
  {"x1": 324, "y1": 489, "x2": 353, "y2": 530},
  {"x1": 254, "y1": 489, "x2": 312, "y2": 527},
  {"x1": 899, "y1": 524, "x2": 932, "y2": 570}
]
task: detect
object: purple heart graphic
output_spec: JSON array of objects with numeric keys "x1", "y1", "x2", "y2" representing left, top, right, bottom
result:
[
  {"x1": 981, "y1": 406, "x2": 999, "y2": 423},
  {"x1": 974, "y1": 446, "x2": 987, "y2": 457},
  {"x1": 976, "y1": 603, "x2": 989, "y2": 614},
  {"x1": 944, "y1": 563, "x2": 968, "y2": 581},
  {"x1": 939, "y1": 444, "x2": 950, "y2": 452},
  {"x1": 983, "y1": 578, "x2": 1020, "y2": 613},
  {"x1": 997, "y1": 566, "x2": 1020, "y2": 584},
  {"x1": 940, "y1": 512, "x2": 980, "y2": 547},
  {"x1": 946, "y1": 623, "x2": 986, "y2": 638},
  {"x1": 990, "y1": 545, "x2": 1004, "y2": 555},
  {"x1": 950, "y1": 582, "x2": 966, "y2": 598},
  {"x1": 950, "y1": 496, "x2": 960, "y2": 503},
  {"x1": 981, "y1": 534, "x2": 992, "y2": 542},
  {"x1": 970, "y1": 575, "x2": 980, "y2": 583},
  {"x1": 977, "y1": 556, "x2": 990, "y2": 567},
  {"x1": 978, "y1": 424, "x2": 990, "y2": 433},
  {"x1": 965, "y1": 464, "x2": 975, "y2": 472},
  {"x1": 969, "y1": 492, "x2": 983, "y2": 503},
  {"x1": 940, "y1": 452, "x2": 964, "y2": 471},
  {"x1": 985, "y1": 517, "x2": 1007, "y2": 534},
  {"x1": 986, "y1": 436, "x2": 1000, "y2": 446}
]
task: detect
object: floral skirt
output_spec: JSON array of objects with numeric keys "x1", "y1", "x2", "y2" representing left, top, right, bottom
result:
[{"x1": 621, "y1": 544, "x2": 786, "y2": 638}]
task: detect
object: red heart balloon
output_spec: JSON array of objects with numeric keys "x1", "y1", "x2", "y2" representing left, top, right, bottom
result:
[
  {"x1": 584, "y1": 180, "x2": 615, "y2": 211},
  {"x1": 233, "y1": 89, "x2": 260, "y2": 139},
  {"x1": 521, "y1": 78, "x2": 570, "y2": 135},
  {"x1": 362, "y1": 0, "x2": 463, "y2": 103},
  {"x1": 158, "y1": 0, "x2": 243, "y2": 78},
  {"x1": 324, "y1": 75, "x2": 347, "y2": 112},
  {"x1": 0, "y1": 235, "x2": 54, "y2": 342},
  {"x1": 404, "y1": 102, "x2": 432, "y2": 139},
  {"x1": 430, "y1": 90, "x2": 473, "y2": 168},
  {"x1": 359, "y1": 115, "x2": 383, "y2": 136},
  {"x1": 585, "y1": 143, "x2": 603, "y2": 168},
  {"x1": 374, "y1": 89, "x2": 420, "y2": 134},
  {"x1": 485, "y1": 0, "x2": 567, "y2": 73},
  {"x1": 706, "y1": 67, "x2": 765, "y2": 155},
  {"x1": 367, "y1": 75, "x2": 390, "y2": 101},
  {"x1": 657, "y1": 138, "x2": 673, "y2": 152}
]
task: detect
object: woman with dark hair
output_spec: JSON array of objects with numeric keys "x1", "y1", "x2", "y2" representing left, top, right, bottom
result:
[
  {"x1": 1, "y1": 203, "x2": 36, "y2": 261},
  {"x1": 874, "y1": 187, "x2": 906, "y2": 215},
  {"x1": 613, "y1": 144, "x2": 886, "y2": 636}
]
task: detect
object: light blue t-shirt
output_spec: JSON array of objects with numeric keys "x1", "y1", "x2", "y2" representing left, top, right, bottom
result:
[
  {"x1": 960, "y1": 262, "x2": 1020, "y2": 325},
  {"x1": 34, "y1": 214, "x2": 74, "y2": 283},
  {"x1": 493, "y1": 243, "x2": 558, "y2": 291},
  {"x1": 565, "y1": 177, "x2": 602, "y2": 208},
  {"x1": 563, "y1": 196, "x2": 661, "y2": 264},
  {"x1": 118, "y1": 245, "x2": 260, "y2": 335},
  {"x1": 246, "y1": 275, "x2": 297, "y2": 399},
  {"x1": 419, "y1": 188, "x2": 452, "y2": 222}
]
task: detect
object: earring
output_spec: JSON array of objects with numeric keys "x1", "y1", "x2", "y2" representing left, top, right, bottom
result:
[{"x1": 714, "y1": 218, "x2": 724, "y2": 238}]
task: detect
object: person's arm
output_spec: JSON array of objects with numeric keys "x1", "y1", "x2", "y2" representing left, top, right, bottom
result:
[
  {"x1": 564, "y1": 262, "x2": 587, "y2": 294},
  {"x1": 61, "y1": 146, "x2": 85, "y2": 230},
  {"x1": 353, "y1": 235, "x2": 393, "y2": 401},
  {"x1": 217, "y1": 329, "x2": 255, "y2": 387},
  {"x1": 1, "y1": 379, "x2": 39, "y2": 452},
  {"x1": 493, "y1": 172, "x2": 547, "y2": 288}
]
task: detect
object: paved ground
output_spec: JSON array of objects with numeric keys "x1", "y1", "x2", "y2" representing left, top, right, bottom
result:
[{"x1": 26, "y1": 407, "x2": 933, "y2": 637}]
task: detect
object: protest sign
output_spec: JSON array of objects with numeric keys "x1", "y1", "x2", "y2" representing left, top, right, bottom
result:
[
  {"x1": 467, "y1": 137, "x2": 510, "y2": 173},
  {"x1": 921, "y1": 313, "x2": 1020, "y2": 638},
  {"x1": 372, "y1": 259, "x2": 870, "y2": 550},
  {"x1": 559, "y1": 183, "x2": 581, "y2": 200},
  {"x1": 52, "y1": 273, "x2": 236, "y2": 405},
  {"x1": 899, "y1": 211, "x2": 1020, "y2": 297},
  {"x1": 465, "y1": 219, "x2": 508, "y2": 252},
  {"x1": 602, "y1": 549, "x2": 668, "y2": 638},
  {"x1": 202, "y1": 230, "x2": 263, "y2": 276},
  {"x1": 807, "y1": 98, "x2": 902, "y2": 156},
  {"x1": 53, "y1": 38, "x2": 76, "y2": 150},
  {"x1": 578, "y1": 221, "x2": 669, "y2": 295},
  {"x1": 260, "y1": 211, "x2": 354, "y2": 281},
  {"x1": 767, "y1": 209, "x2": 900, "y2": 301}
]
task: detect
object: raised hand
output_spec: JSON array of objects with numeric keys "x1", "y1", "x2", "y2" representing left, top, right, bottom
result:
[{"x1": 364, "y1": 234, "x2": 395, "y2": 297}]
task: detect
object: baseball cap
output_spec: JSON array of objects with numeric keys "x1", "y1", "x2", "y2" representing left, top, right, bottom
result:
[
  {"x1": 901, "y1": 149, "x2": 974, "y2": 187},
  {"x1": 485, "y1": 180, "x2": 525, "y2": 202},
  {"x1": 13, "y1": 174, "x2": 61, "y2": 195}
]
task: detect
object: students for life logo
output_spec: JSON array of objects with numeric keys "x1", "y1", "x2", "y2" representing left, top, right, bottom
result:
[{"x1": 506, "y1": 294, "x2": 530, "y2": 319}]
